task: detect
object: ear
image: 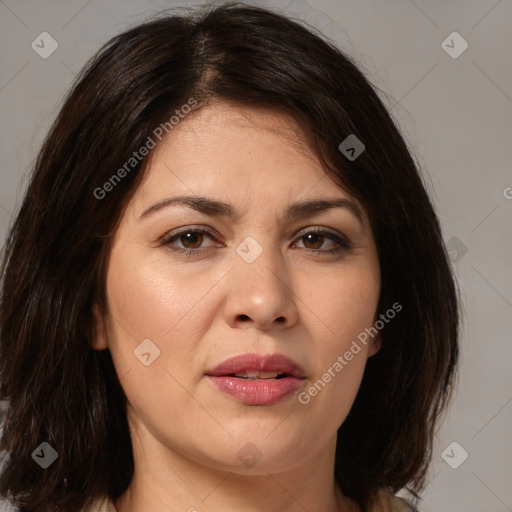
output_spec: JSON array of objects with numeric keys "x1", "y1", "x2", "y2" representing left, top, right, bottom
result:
[
  {"x1": 367, "y1": 330, "x2": 382, "y2": 358},
  {"x1": 91, "y1": 302, "x2": 109, "y2": 350}
]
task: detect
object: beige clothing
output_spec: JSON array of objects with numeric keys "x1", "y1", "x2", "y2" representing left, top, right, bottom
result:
[{"x1": 89, "y1": 488, "x2": 415, "y2": 511}]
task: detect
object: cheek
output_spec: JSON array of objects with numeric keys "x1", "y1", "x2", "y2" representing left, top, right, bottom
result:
[
  {"x1": 304, "y1": 258, "x2": 380, "y2": 351},
  {"x1": 103, "y1": 241, "x2": 222, "y2": 374},
  {"x1": 295, "y1": 261, "x2": 380, "y2": 423},
  {"x1": 103, "y1": 244, "x2": 229, "y2": 440}
]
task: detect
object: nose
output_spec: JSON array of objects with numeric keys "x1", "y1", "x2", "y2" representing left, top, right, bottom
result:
[{"x1": 223, "y1": 249, "x2": 299, "y2": 331}]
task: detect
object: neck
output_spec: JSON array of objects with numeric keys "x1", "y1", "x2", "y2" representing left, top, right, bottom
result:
[{"x1": 114, "y1": 417, "x2": 359, "y2": 512}]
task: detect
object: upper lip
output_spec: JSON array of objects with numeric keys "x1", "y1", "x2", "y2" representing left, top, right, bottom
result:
[{"x1": 205, "y1": 353, "x2": 306, "y2": 378}]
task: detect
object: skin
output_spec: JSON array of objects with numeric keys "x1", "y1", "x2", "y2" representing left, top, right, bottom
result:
[{"x1": 92, "y1": 100, "x2": 381, "y2": 512}]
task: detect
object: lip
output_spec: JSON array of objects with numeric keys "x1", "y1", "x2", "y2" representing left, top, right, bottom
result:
[
  {"x1": 205, "y1": 353, "x2": 306, "y2": 406},
  {"x1": 206, "y1": 353, "x2": 306, "y2": 378}
]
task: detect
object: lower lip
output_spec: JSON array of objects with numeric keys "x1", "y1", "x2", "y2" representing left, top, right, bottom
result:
[{"x1": 207, "y1": 376, "x2": 304, "y2": 405}]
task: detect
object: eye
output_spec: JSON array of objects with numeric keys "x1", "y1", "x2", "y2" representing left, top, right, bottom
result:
[
  {"x1": 292, "y1": 228, "x2": 353, "y2": 255},
  {"x1": 160, "y1": 226, "x2": 221, "y2": 256},
  {"x1": 160, "y1": 226, "x2": 353, "y2": 258}
]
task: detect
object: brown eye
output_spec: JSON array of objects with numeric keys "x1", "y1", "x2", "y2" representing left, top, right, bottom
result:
[
  {"x1": 178, "y1": 231, "x2": 205, "y2": 249},
  {"x1": 301, "y1": 233, "x2": 325, "y2": 250},
  {"x1": 293, "y1": 228, "x2": 352, "y2": 255},
  {"x1": 161, "y1": 226, "x2": 220, "y2": 255}
]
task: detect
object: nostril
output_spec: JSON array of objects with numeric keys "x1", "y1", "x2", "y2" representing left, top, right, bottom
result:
[{"x1": 239, "y1": 314, "x2": 250, "y2": 322}]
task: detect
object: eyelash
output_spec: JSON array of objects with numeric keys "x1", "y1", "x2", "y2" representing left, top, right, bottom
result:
[{"x1": 160, "y1": 225, "x2": 353, "y2": 258}]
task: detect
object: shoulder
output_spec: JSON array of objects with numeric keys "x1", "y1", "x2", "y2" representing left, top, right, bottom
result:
[
  {"x1": 88, "y1": 497, "x2": 118, "y2": 512},
  {"x1": 369, "y1": 487, "x2": 418, "y2": 512}
]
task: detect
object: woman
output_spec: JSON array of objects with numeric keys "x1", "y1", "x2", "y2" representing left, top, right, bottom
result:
[{"x1": 0, "y1": 3, "x2": 460, "y2": 511}]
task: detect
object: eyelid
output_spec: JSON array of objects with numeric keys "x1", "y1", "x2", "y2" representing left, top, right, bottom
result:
[
  {"x1": 161, "y1": 225, "x2": 349, "y2": 242},
  {"x1": 291, "y1": 226, "x2": 353, "y2": 251},
  {"x1": 160, "y1": 224, "x2": 353, "y2": 256},
  {"x1": 160, "y1": 225, "x2": 220, "y2": 245},
  {"x1": 294, "y1": 225, "x2": 345, "y2": 239}
]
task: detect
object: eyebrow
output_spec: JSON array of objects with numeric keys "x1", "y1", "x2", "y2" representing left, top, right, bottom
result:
[{"x1": 139, "y1": 195, "x2": 365, "y2": 227}]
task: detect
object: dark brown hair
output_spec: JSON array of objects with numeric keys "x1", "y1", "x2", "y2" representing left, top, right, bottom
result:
[{"x1": 0, "y1": 2, "x2": 460, "y2": 511}]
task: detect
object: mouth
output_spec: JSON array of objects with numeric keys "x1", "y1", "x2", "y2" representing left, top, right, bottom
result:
[
  {"x1": 226, "y1": 370, "x2": 290, "y2": 380},
  {"x1": 205, "y1": 353, "x2": 306, "y2": 405}
]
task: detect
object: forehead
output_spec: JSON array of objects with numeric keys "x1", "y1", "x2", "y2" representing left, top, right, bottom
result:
[
  {"x1": 160, "y1": 101, "x2": 318, "y2": 162},
  {"x1": 127, "y1": 101, "x2": 368, "y2": 230},
  {"x1": 139, "y1": 101, "x2": 331, "y2": 191}
]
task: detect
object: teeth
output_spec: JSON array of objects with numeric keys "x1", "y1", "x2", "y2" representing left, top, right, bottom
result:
[{"x1": 234, "y1": 371, "x2": 281, "y2": 379}]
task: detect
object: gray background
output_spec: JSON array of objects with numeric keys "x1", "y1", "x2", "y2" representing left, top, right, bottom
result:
[{"x1": 1, "y1": 1, "x2": 511, "y2": 511}]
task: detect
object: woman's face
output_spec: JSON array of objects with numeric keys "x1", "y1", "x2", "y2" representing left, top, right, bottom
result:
[{"x1": 93, "y1": 101, "x2": 381, "y2": 475}]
